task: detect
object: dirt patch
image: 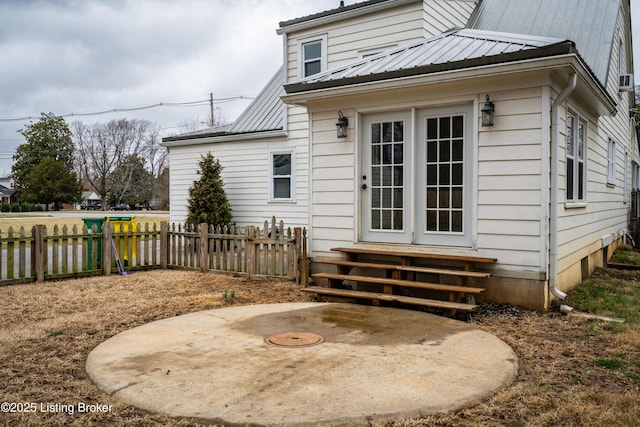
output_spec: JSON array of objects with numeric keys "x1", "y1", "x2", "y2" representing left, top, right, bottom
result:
[{"x1": 1, "y1": 270, "x2": 639, "y2": 426}]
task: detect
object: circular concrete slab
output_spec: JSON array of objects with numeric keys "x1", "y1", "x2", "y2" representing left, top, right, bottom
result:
[{"x1": 86, "y1": 303, "x2": 518, "y2": 426}]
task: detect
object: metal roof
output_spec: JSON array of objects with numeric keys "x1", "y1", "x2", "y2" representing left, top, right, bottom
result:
[
  {"x1": 163, "y1": 66, "x2": 284, "y2": 143},
  {"x1": 467, "y1": 0, "x2": 620, "y2": 86},
  {"x1": 285, "y1": 28, "x2": 573, "y2": 93},
  {"x1": 229, "y1": 66, "x2": 284, "y2": 134}
]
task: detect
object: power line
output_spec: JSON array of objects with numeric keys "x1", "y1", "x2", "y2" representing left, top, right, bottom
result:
[{"x1": 0, "y1": 95, "x2": 255, "y2": 122}]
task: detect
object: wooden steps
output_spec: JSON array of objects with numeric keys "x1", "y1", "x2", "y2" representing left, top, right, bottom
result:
[
  {"x1": 320, "y1": 259, "x2": 491, "y2": 279},
  {"x1": 306, "y1": 246, "x2": 497, "y2": 315},
  {"x1": 311, "y1": 273, "x2": 485, "y2": 295},
  {"x1": 300, "y1": 287, "x2": 477, "y2": 311}
]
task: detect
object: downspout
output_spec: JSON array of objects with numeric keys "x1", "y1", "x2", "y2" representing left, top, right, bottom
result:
[{"x1": 549, "y1": 72, "x2": 577, "y2": 300}]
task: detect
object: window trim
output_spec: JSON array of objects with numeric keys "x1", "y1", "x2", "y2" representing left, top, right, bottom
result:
[
  {"x1": 607, "y1": 138, "x2": 616, "y2": 186},
  {"x1": 297, "y1": 34, "x2": 327, "y2": 79},
  {"x1": 269, "y1": 149, "x2": 295, "y2": 202},
  {"x1": 565, "y1": 109, "x2": 588, "y2": 205}
]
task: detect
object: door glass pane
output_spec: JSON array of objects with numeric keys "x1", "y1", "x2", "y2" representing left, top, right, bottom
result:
[
  {"x1": 383, "y1": 144, "x2": 392, "y2": 164},
  {"x1": 393, "y1": 210, "x2": 403, "y2": 230},
  {"x1": 452, "y1": 211, "x2": 463, "y2": 232},
  {"x1": 394, "y1": 166, "x2": 403, "y2": 186},
  {"x1": 371, "y1": 124, "x2": 381, "y2": 143},
  {"x1": 382, "y1": 210, "x2": 392, "y2": 229},
  {"x1": 439, "y1": 140, "x2": 450, "y2": 162},
  {"x1": 452, "y1": 116, "x2": 464, "y2": 138},
  {"x1": 439, "y1": 117, "x2": 450, "y2": 138},
  {"x1": 383, "y1": 122, "x2": 392, "y2": 142},
  {"x1": 427, "y1": 141, "x2": 437, "y2": 162},
  {"x1": 372, "y1": 188, "x2": 381, "y2": 208}
]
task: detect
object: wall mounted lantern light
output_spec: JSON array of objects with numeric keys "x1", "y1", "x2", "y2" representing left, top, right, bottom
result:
[
  {"x1": 336, "y1": 111, "x2": 349, "y2": 138},
  {"x1": 481, "y1": 95, "x2": 495, "y2": 127}
]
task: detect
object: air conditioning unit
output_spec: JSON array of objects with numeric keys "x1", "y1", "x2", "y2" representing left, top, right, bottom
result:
[{"x1": 619, "y1": 74, "x2": 634, "y2": 92}]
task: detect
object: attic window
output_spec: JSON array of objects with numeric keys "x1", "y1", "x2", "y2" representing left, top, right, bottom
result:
[{"x1": 299, "y1": 35, "x2": 327, "y2": 78}]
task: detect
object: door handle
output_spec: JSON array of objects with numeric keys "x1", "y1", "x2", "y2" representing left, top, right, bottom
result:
[{"x1": 361, "y1": 184, "x2": 367, "y2": 190}]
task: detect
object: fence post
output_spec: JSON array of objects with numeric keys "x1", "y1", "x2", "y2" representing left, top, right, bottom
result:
[
  {"x1": 33, "y1": 225, "x2": 45, "y2": 283},
  {"x1": 246, "y1": 226, "x2": 255, "y2": 279},
  {"x1": 199, "y1": 223, "x2": 209, "y2": 273},
  {"x1": 293, "y1": 227, "x2": 310, "y2": 286},
  {"x1": 103, "y1": 223, "x2": 112, "y2": 276},
  {"x1": 160, "y1": 221, "x2": 168, "y2": 269}
]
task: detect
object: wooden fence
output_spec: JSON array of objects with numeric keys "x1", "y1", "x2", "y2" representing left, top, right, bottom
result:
[{"x1": 0, "y1": 217, "x2": 309, "y2": 286}]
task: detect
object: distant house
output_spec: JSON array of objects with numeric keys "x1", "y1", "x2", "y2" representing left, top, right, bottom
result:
[
  {"x1": 0, "y1": 176, "x2": 16, "y2": 204},
  {"x1": 163, "y1": 0, "x2": 637, "y2": 310},
  {"x1": 0, "y1": 185, "x2": 15, "y2": 204}
]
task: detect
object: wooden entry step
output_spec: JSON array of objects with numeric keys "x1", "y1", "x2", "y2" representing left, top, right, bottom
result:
[
  {"x1": 311, "y1": 273, "x2": 485, "y2": 295},
  {"x1": 300, "y1": 287, "x2": 477, "y2": 311},
  {"x1": 320, "y1": 259, "x2": 491, "y2": 279},
  {"x1": 331, "y1": 247, "x2": 497, "y2": 265},
  {"x1": 306, "y1": 246, "x2": 496, "y2": 315}
]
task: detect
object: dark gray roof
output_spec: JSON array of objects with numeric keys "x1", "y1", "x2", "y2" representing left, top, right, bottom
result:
[
  {"x1": 163, "y1": 67, "x2": 285, "y2": 143},
  {"x1": 285, "y1": 28, "x2": 573, "y2": 93},
  {"x1": 467, "y1": 0, "x2": 620, "y2": 86}
]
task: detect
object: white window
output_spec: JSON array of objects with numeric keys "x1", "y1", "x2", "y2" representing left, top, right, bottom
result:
[
  {"x1": 270, "y1": 150, "x2": 295, "y2": 201},
  {"x1": 624, "y1": 151, "x2": 629, "y2": 202},
  {"x1": 298, "y1": 35, "x2": 326, "y2": 78},
  {"x1": 633, "y1": 162, "x2": 640, "y2": 191},
  {"x1": 566, "y1": 111, "x2": 587, "y2": 202},
  {"x1": 607, "y1": 139, "x2": 616, "y2": 185}
]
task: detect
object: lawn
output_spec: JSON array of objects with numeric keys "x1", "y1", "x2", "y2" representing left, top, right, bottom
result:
[{"x1": 0, "y1": 268, "x2": 639, "y2": 426}]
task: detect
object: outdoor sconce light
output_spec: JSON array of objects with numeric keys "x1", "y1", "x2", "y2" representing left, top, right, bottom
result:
[
  {"x1": 336, "y1": 111, "x2": 349, "y2": 138},
  {"x1": 481, "y1": 94, "x2": 495, "y2": 127}
]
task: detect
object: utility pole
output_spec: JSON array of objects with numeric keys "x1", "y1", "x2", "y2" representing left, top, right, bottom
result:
[{"x1": 209, "y1": 92, "x2": 214, "y2": 127}]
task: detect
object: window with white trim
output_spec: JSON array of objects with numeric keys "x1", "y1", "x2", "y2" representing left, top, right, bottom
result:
[
  {"x1": 632, "y1": 161, "x2": 640, "y2": 191},
  {"x1": 270, "y1": 150, "x2": 295, "y2": 201},
  {"x1": 624, "y1": 151, "x2": 629, "y2": 202},
  {"x1": 299, "y1": 35, "x2": 326, "y2": 78},
  {"x1": 607, "y1": 138, "x2": 616, "y2": 185},
  {"x1": 566, "y1": 111, "x2": 587, "y2": 202}
]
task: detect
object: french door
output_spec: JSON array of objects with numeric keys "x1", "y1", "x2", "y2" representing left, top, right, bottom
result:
[{"x1": 361, "y1": 105, "x2": 473, "y2": 247}]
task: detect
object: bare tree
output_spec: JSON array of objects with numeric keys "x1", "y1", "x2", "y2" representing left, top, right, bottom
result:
[{"x1": 73, "y1": 119, "x2": 159, "y2": 208}]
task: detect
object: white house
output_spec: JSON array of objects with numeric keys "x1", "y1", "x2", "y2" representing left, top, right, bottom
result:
[{"x1": 163, "y1": 0, "x2": 637, "y2": 310}]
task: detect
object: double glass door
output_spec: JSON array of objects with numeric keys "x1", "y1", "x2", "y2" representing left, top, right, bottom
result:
[{"x1": 361, "y1": 106, "x2": 472, "y2": 247}]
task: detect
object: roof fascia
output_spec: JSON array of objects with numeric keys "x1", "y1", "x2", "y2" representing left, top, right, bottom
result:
[
  {"x1": 281, "y1": 54, "x2": 617, "y2": 116},
  {"x1": 162, "y1": 129, "x2": 287, "y2": 148},
  {"x1": 276, "y1": 0, "x2": 416, "y2": 35}
]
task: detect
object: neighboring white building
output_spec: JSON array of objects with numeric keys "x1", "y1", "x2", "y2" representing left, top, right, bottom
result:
[{"x1": 163, "y1": 0, "x2": 637, "y2": 310}]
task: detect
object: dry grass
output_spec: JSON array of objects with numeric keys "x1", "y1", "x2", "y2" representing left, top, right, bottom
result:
[{"x1": 1, "y1": 269, "x2": 639, "y2": 426}]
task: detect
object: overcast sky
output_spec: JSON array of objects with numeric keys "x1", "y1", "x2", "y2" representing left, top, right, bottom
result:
[{"x1": 0, "y1": 0, "x2": 639, "y2": 177}]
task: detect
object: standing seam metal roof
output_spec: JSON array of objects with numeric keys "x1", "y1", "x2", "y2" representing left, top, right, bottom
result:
[
  {"x1": 285, "y1": 28, "x2": 571, "y2": 92},
  {"x1": 467, "y1": 0, "x2": 620, "y2": 86},
  {"x1": 163, "y1": 66, "x2": 285, "y2": 142}
]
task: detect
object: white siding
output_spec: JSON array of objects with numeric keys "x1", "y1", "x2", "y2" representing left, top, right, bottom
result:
[
  {"x1": 423, "y1": 0, "x2": 477, "y2": 35},
  {"x1": 168, "y1": 137, "x2": 309, "y2": 228},
  {"x1": 285, "y1": 5, "x2": 423, "y2": 84},
  {"x1": 555, "y1": 3, "x2": 637, "y2": 277},
  {"x1": 476, "y1": 88, "x2": 545, "y2": 272}
]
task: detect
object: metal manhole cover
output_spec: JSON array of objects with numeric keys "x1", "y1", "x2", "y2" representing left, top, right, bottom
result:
[{"x1": 265, "y1": 332, "x2": 324, "y2": 348}]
